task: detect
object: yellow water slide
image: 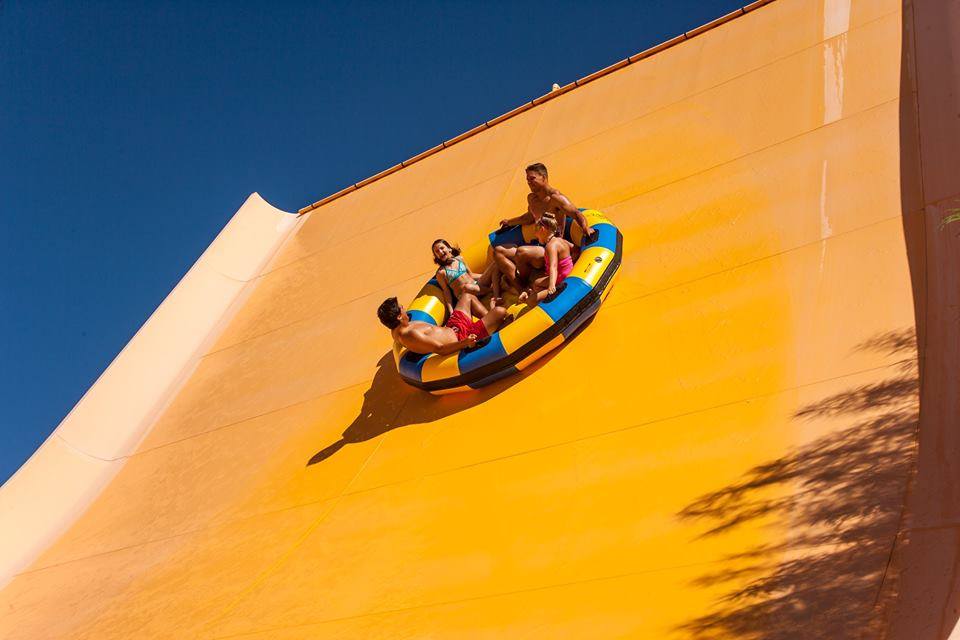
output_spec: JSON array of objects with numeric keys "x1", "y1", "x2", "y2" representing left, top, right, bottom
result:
[{"x1": 2, "y1": 0, "x2": 958, "y2": 637}]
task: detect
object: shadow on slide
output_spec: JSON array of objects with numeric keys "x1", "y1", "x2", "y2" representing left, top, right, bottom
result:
[
  {"x1": 675, "y1": 329, "x2": 919, "y2": 639},
  {"x1": 305, "y1": 317, "x2": 595, "y2": 467}
]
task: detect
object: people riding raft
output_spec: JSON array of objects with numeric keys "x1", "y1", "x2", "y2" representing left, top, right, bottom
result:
[
  {"x1": 431, "y1": 238, "x2": 500, "y2": 318},
  {"x1": 377, "y1": 293, "x2": 509, "y2": 355},
  {"x1": 519, "y1": 212, "x2": 574, "y2": 305},
  {"x1": 378, "y1": 161, "x2": 590, "y2": 356},
  {"x1": 493, "y1": 162, "x2": 594, "y2": 291}
]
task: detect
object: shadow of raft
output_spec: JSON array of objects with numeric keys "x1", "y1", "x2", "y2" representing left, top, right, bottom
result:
[{"x1": 306, "y1": 315, "x2": 596, "y2": 467}]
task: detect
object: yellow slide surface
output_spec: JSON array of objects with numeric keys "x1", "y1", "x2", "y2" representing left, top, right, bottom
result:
[{"x1": 3, "y1": 0, "x2": 959, "y2": 637}]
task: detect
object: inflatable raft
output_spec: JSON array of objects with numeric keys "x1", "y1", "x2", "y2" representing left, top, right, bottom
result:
[{"x1": 393, "y1": 209, "x2": 622, "y2": 394}]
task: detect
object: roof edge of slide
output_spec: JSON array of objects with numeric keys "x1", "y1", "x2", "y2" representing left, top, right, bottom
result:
[{"x1": 297, "y1": 0, "x2": 778, "y2": 215}]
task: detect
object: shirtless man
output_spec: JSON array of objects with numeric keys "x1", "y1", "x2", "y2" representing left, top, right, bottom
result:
[
  {"x1": 377, "y1": 293, "x2": 508, "y2": 355},
  {"x1": 493, "y1": 163, "x2": 595, "y2": 290}
]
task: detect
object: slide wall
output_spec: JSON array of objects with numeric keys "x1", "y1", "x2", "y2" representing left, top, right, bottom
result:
[{"x1": 1, "y1": 1, "x2": 957, "y2": 637}]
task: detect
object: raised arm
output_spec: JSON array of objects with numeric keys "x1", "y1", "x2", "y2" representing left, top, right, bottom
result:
[
  {"x1": 401, "y1": 325, "x2": 476, "y2": 356},
  {"x1": 555, "y1": 194, "x2": 594, "y2": 241},
  {"x1": 436, "y1": 335, "x2": 477, "y2": 355}
]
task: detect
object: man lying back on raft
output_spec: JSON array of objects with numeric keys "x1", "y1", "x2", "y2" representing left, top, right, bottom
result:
[
  {"x1": 377, "y1": 292, "x2": 509, "y2": 355},
  {"x1": 494, "y1": 162, "x2": 595, "y2": 290}
]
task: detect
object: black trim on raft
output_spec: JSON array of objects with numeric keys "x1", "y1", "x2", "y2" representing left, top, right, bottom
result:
[{"x1": 408, "y1": 229, "x2": 624, "y2": 392}]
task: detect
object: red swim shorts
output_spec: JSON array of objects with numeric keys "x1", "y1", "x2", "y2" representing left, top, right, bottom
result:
[{"x1": 446, "y1": 310, "x2": 489, "y2": 340}]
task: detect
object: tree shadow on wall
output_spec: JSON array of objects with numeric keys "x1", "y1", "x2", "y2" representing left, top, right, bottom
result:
[
  {"x1": 675, "y1": 329, "x2": 920, "y2": 640},
  {"x1": 304, "y1": 321, "x2": 586, "y2": 467}
]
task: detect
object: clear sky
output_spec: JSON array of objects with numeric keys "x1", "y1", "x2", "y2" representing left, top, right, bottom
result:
[{"x1": 0, "y1": 0, "x2": 744, "y2": 483}]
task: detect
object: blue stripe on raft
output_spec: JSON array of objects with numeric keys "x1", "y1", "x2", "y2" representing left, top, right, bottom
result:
[
  {"x1": 407, "y1": 309, "x2": 437, "y2": 326},
  {"x1": 539, "y1": 277, "x2": 592, "y2": 322},
  {"x1": 562, "y1": 295, "x2": 601, "y2": 338},
  {"x1": 426, "y1": 277, "x2": 458, "y2": 309},
  {"x1": 398, "y1": 351, "x2": 428, "y2": 382},
  {"x1": 585, "y1": 222, "x2": 618, "y2": 252},
  {"x1": 457, "y1": 332, "x2": 508, "y2": 374},
  {"x1": 469, "y1": 365, "x2": 519, "y2": 389},
  {"x1": 489, "y1": 226, "x2": 525, "y2": 247}
]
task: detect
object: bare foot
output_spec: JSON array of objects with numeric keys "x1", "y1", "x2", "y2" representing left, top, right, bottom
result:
[{"x1": 520, "y1": 289, "x2": 539, "y2": 305}]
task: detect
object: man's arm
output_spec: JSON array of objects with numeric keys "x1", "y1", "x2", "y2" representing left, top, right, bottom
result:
[
  {"x1": 436, "y1": 335, "x2": 478, "y2": 355},
  {"x1": 400, "y1": 326, "x2": 476, "y2": 355},
  {"x1": 554, "y1": 193, "x2": 594, "y2": 241},
  {"x1": 501, "y1": 194, "x2": 538, "y2": 228},
  {"x1": 500, "y1": 211, "x2": 535, "y2": 228}
]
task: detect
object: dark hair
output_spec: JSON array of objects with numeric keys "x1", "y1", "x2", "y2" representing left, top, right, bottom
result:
[
  {"x1": 525, "y1": 162, "x2": 548, "y2": 178},
  {"x1": 431, "y1": 238, "x2": 461, "y2": 266},
  {"x1": 377, "y1": 297, "x2": 403, "y2": 329}
]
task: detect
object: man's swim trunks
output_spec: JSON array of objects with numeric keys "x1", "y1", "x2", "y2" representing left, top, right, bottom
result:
[{"x1": 446, "y1": 310, "x2": 489, "y2": 340}]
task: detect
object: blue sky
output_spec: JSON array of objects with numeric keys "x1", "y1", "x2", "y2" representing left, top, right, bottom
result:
[{"x1": 0, "y1": 0, "x2": 744, "y2": 483}]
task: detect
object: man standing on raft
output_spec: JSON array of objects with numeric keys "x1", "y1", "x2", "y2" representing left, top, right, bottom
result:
[
  {"x1": 377, "y1": 293, "x2": 509, "y2": 355},
  {"x1": 494, "y1": 163, "x2": 595, "y2": 290}
]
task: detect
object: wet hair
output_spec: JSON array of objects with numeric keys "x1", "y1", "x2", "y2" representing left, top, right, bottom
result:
[
  {"x1": 377, "y1": 297, "x2": 403, "y2": 329},
  {"x1": 537, "y1": 212, "x2": 558, "y2": 234},
  {"x1": 431, "y1": 238, "x2": 461, "y2": 266},
  {"x1": 525, "y1": 162, "x2": 548, "y2": 178}
]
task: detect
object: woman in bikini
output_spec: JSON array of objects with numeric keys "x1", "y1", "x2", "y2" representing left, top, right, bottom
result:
[
  {"x1": 519, "y1": 213, "x2": 574, "y2": 306},
  {"x1": 431, "y1": 239, "x2": 500, "y2": 319}
]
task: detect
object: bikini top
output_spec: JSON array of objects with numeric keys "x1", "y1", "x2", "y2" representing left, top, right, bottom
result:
[{"x1": 443, "y1": 258, "x2": 469, "y2": 283}]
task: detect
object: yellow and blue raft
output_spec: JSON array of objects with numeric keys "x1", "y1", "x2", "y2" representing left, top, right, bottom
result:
[{"x1": 393, "y1": 209, "x2": 622, "y2": 394}]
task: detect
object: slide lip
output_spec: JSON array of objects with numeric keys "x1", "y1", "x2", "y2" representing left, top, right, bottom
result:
[
  {"x1": 298, "y1": 2, "x2": 779, "y2": 216},
  {"x1": 396, "y1": 215, "x2": 623, "y2": 392}
]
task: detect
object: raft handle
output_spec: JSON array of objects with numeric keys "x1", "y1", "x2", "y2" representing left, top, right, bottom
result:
[{"x1": 544, "y1": 281, "x2": 568, "y2": 304}]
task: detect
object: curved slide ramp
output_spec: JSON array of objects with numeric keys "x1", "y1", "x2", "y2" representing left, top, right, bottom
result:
[{"x1": 1, "y1": 0, "x2": 958, "y2": 637}]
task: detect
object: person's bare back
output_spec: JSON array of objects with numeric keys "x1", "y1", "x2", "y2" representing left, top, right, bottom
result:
[
  {"x1": 377, "y1": 293, "x2": 508, "y2": 357},
  {"x1": 392, "y1": 320, "x2": 473, "y2": 355}
]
